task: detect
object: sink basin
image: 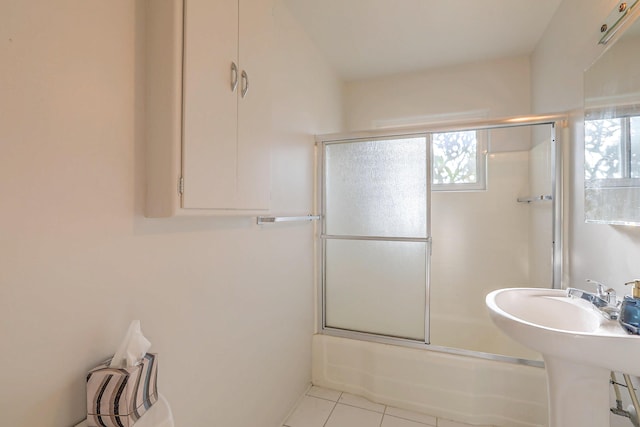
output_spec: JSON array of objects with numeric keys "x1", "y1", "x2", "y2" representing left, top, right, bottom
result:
[
  {"x1": 486, "y1": 287, "x2": 639, "y2": 374},
  {"x1": 492, "y1": 288, "x2": 600, "y2": 332},
  {"x1": 486, "y1": 287, "x2": 640, "y2": 427}
]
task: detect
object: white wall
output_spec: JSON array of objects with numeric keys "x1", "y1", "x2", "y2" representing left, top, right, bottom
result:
[
  {"x1": 531, "y1": 0, "x2": 640, "y2": 300},
  {"x1": 0, "y1": 1, "x2": 342, "y2": 426},
  {"x1": 343, "y1": 55, "x2": 531, "y2": 131}
]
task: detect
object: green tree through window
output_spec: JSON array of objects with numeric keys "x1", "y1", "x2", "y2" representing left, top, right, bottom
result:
[
  {"x1": 432, "y1": 130, "x2": 483, "y2": 188},
  {"x1": 585, "y1": 116, "x2": 640, "y2": 181},
  {"x1": 584, "y1": 118, "x2": 623, "y2": 180}
]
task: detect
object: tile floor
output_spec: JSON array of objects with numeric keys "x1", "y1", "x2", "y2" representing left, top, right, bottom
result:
[{"x1": 283, "y1": 386, "x2": 492, "y2": 427}]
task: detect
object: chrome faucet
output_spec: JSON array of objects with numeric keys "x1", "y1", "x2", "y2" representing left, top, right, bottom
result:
[{"x1": 566, "y1": 279, "x2": 620, "y2": 320}]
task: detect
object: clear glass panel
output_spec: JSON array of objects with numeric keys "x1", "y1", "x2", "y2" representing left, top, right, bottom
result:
[
  {"x1": 325, "y1": 239, "x2": 427, "y2": 341},
  {"x1": 325, "y1": 136, "x2": 427, "y2": 238},
  {"x1": 432, "y1": 130, "x2": 478, "y2": 184},
  {"x1": 584, "y1": 118, "x2": 623, "y2": 180},
  {"x1": 429, "y1": 123, "x2": 552, "y2": 361}
]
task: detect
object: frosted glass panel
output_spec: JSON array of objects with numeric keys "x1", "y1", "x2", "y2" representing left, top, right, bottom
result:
[
  {"x1": 325, "y1": 137, "x2": 427, "y2": 237},
  {"x1": 585, "y1": 186, "x2": 640, "y2": 225},
  {"x1": 325, "y1": 239, "x2": 427, "y2": 341}
]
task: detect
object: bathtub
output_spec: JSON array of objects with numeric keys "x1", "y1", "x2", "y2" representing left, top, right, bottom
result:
[{"x1": 311, "y1": 334, "x2": 548, "y2": 427}]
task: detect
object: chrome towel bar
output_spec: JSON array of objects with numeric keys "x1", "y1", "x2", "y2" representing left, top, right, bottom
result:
[
  {"x1": 517, "y1": 195, "x2": 553, "y2": 203},
  {"x1": 256, "y1": 215, "x2": 321, "y2": 225}
]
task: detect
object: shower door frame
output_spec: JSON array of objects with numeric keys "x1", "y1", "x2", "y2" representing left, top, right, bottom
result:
[
  {"x1": 319, "y1": 133, "x2": 433, "y2": 344},
  {"x1": 315, "y1": 113, "x2": 567, "y2": 364}
]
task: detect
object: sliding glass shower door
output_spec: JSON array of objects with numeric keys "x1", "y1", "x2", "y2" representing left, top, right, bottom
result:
[
  {"x1": 322, "y1": 135, "x2": 431, "y2": 342},
  {"x1": 319, "y1": 118, "x2": 562, "y2": 364}
]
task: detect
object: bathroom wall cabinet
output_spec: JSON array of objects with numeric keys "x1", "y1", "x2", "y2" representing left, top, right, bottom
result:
[{"x1": 145, "y1": 0, "x2": 272, "y2": 217}]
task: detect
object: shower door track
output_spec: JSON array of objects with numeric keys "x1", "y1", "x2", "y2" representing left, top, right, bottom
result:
[
  {"x1": 322, "y1": 235, "x2": 432, "y2": 243},
  {"x1": 321, "y1": 325, "x2": 544, "y2": 368}
]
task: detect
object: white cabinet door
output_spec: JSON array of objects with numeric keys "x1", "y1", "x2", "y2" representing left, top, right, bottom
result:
[
  {"x1": 182, "y1": 0, "x2": 239, "y2": 209},
  {"x1": 145, "y1": 0, "x2": 272, "y2": 216},
  {"x1": 237, "y1": 0, "x2": 272, "y2": 210}
]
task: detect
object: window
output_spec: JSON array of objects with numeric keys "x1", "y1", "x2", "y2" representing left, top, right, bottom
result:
[
  {"x1": 431, "y1": 130, "x2": 486, "y2": 191},
  {"x1": 585, "y1": 115, "x2": 640, "y2": 184},
  {"x1": 584, "y1": 114, "x2": 640, "y2": 224}
]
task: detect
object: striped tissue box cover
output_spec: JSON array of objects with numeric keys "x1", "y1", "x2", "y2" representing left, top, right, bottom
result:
[{"x1": 86, "y1": 353, "x2": 158, "y2": 427}]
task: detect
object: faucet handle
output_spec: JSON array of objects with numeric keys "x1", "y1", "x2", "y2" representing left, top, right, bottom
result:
[
  {"x1": 586, "y1": 279, "x2": 607, "y2": 296},
  {"x1": 603, "y1": 288, "x2": 617, "y2": 305}
]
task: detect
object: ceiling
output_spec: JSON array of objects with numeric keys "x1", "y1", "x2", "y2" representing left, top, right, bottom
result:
[{"x1": 284, "y1": 0, "x2": 564, "y2": 81}]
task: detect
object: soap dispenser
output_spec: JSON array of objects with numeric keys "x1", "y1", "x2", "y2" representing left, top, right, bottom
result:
[{"x1": 620, "y1": 280, "x2": 640, "y2": 335}]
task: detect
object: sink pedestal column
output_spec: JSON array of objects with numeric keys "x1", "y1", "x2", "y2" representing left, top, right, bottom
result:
[{"x1": 544, "y1": 357, "x2": 611, "y2": 427}]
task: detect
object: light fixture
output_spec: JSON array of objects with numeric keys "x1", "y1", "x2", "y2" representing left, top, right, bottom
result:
[{"x1": 599, "y1": 0, "x2": 640, "y2": 44}]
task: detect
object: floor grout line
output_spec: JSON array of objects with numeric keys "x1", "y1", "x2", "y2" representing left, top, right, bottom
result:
[
  {"x1": 379, "y1": 405, "x2": 387, "y2": 427},
  {"x1": 335, "y1": 401, "x2": 386, "y2": 414},
  {"x1": 305, "y1": 394, "x2": 342, "y2": 404},
  {"x1": 292, "y1": 388, "x2": 459, "y2": 427},
  {"x1": 321, "y1": 399, "x2": 339, "y2": 427}
]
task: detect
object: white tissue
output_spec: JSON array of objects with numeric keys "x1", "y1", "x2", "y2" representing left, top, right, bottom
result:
[{"x1": 109, "y1": 320, "x2": 152, "y2": 368}]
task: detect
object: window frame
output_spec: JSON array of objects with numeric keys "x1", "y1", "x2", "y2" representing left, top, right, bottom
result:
[
  {"x1": 430, "y1": 129, "x2": 488, "y2": 192},
  {"x1": 584, "y1": 113, "x2": 640, "y2": 188}
]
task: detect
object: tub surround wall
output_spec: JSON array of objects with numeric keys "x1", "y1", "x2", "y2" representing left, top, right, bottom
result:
[
  {"x1": 0, "y1": 1, "x2": 342, "y2": 426},
  {"x1": 430, "y1": 150, "x2": 540, "y2": 360},
  {"x1": 528, "y1": 136, "x2": 554, "y2": 288},
  {"x1": 312, "y1": 335, "x2": 548, "y2": 427}
]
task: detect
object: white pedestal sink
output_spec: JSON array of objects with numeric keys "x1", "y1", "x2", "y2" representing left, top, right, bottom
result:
[{"x1": 486, "y1": 288, "x2": 640, "y2": 427}]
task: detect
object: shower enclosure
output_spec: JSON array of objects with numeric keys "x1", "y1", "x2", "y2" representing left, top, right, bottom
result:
[{"x1": 316, "y1": 116, "x2": 565, "y2": 365}]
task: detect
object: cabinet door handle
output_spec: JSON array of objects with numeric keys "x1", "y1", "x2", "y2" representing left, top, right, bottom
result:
[
  {"x1": 241, "y1": 70, "x2": 249, "y2": 98},
  {"x1": 230, "y1": 62, "x2": 239, "y2": 92}
]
